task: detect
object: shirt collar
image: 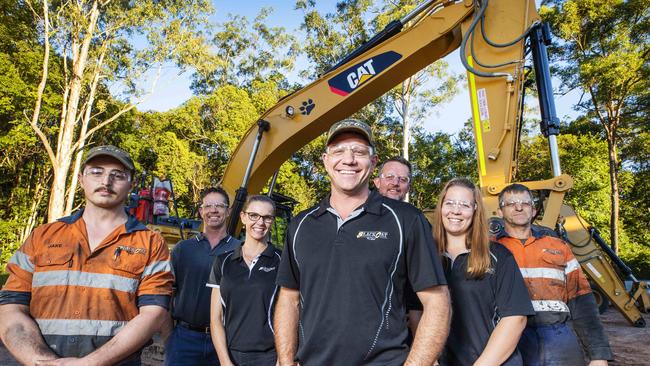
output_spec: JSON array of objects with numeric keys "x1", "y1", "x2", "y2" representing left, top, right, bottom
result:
[
  {"x1": 58, "y1": 208, "x2": 147, "y2": 233},
  {"x1": 231, "y1": 243, "x2": 273, "y2": 260},
  {"x1": 314, "y1": 189, "x2": 384, "y2": 217},
  {"x1": 496, "y1": 225, "x2": 545, "y2": 240},
  {"x1": 195, "y1": 232, "x2": 232, "y2": 245}
]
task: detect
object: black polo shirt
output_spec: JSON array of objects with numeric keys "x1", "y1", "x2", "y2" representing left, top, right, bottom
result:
[
  {"x1": 276, "y1": 189, "x2": 446, "y2": 366},
  {"x1": 207, "y1": 244, "x2": 281, "y2": 352},
  {"x1": 171, "y1": 233, "x2": 240, "y2": 327},
  {"x1": 440, "y1": 243, "x2": 535, "y2": 366}
]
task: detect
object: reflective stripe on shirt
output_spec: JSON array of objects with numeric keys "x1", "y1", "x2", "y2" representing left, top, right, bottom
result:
[
  {"x1": 141, "y1": 260, "x2": 172, "y2": 278},
  {"x1": 36, "y1": 318, "x2": 128, "y2": 336},
  {"x1": 531, "y1": 299, "x2": 570, "y2": 313},
  {"x1": 520, "y1": 267, "x2": 565, "y2": 282},
  {"x1": 9, "y1": 251, "x2": 34, "y2": 273},
  {"x1": 32, "y1": 270, "x2": 139, "y2": 293}
]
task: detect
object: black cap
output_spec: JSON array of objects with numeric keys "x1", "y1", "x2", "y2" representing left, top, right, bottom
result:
[
  {"x1": 82, "y1": 145, "x2": 135, "y2": 173},
  {"x1": 326, "y1": 119, "x2": 375, "y2": 147}
]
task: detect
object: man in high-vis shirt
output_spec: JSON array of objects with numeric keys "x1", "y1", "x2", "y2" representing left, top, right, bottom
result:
[
  {"x1": 0, "y1": 145, "x2": 173, "y2": 366},
  {"x1": 496, "y1": 183, "x2": 612, "y2": 366}
]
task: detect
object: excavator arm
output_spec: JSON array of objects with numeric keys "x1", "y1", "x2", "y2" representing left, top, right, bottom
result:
[{"x1": 219, "y1": 0, "x2": 649, "y2": 326}]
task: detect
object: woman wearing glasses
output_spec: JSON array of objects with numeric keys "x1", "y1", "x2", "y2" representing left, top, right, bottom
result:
[
  {"x1": 207, "y1": 195, "x2": 280, "y2": 366},
  {"x1": 434, "y1": 178, "x2": 534, "y2": 366}
]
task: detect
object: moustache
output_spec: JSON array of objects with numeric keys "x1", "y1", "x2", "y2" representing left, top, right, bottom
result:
[{"x1": 94, "y1": 186, "x2": 116, "y2": 194}]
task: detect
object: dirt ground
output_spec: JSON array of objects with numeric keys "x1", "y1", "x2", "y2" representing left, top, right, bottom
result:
[
  {"x1": 1, "y1": 309, "x2": 648, "y2": 365},
  {"x1": 601, "y1": 309, "x2": 650, "y2": 365}
]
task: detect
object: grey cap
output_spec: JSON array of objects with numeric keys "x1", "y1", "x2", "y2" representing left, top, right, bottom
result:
[
  {"x1": 82, "y1": 145, "x2": 135, "y2": 173},
  {"x1": 326, "y1": 118, "x2": 375, "y2": 147}
]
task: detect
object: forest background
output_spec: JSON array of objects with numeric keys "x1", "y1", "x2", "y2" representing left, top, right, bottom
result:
[{"x1": 1, "y1": 0, "x2": 648, "y2": 278}]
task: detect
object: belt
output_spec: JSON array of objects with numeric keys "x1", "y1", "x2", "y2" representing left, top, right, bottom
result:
[{"x1": 177, "y1": 320, "x2": 210, "y2": 333}]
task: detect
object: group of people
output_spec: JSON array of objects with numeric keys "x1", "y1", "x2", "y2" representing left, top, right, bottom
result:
[{"x1": 0, "y1": 118, "x2": 613, "y2": 366}]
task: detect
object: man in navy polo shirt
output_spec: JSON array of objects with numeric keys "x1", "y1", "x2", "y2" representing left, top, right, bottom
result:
[
  {"x1": 274, "y1": 119, "x2": 451, "y2": 366},
  {"x1": 164, "y1": 187, "x2": 241, "y2": 366}
]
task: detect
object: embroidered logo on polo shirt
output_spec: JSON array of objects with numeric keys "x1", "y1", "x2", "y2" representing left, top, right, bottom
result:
[
  {"x1": 357, "y1": 231, "x2": 389, "y2": 240},
  {"x1": 258, "y1": 266, "x2": 276, "y2": 272}
]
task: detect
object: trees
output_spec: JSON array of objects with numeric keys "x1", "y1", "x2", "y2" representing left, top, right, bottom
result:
[
  {"x1": 541, "y1": 0, "x2": 650, "y2": 252},
  {"x1": 25, "y1": 0, "x2": 215, "y2": 222}
]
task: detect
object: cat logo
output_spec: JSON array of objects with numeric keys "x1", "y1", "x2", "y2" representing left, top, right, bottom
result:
[
  {"x1": 328, "y1": 51, "x2": 402, "y2": 96},
  {"x1": 346, "y1": 59, "x2": 376, "y2": 89}
]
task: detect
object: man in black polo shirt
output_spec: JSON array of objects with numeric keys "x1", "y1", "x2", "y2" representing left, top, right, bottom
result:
[
  {"x1": 164, "y1": 187, "x2": 241, "y2": 366},
  {"x1": 274, "y1": 119, "x2": 451, "y2": 366}
]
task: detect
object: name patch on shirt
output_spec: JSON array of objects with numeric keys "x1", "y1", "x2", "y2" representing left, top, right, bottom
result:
[
  {"x1": 356, "y1": 231, "x2": 388, "y2": 240},
  {"x1": 543, "y1": 248, "x2": 562, "y2": 255},
  {"x1": 116, "y1": 245, "x2": 146, "y2": 255}
]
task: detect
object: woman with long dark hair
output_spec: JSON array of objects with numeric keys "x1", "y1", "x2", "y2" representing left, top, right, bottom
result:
[
  {"x1": 207, "y1": 195, "x2": 280, "y2": 366},
  {"x1": 434, "y1": 178, "x2": 534, "y2": 366}
]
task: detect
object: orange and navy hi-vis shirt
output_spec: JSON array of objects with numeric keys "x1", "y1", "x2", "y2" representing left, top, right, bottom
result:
[
  {"x1": 0, "y1": 209, "x2": 173, "y2": 358},
  {"x1": 496, "y1": 228, "x2": 591, "y2": 325}
]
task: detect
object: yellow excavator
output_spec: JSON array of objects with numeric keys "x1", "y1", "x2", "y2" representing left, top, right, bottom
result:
[{"x1": 213, "y1": 0, "x2": 649, "y2": 327}]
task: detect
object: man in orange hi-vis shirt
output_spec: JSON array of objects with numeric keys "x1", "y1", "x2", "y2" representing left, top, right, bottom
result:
[
  {"x1": 496, "y1": 183, "x2": 612, "y2": 366},
  {"x1": 0, "y1": 145, "x2": 173, "y2": 366}
]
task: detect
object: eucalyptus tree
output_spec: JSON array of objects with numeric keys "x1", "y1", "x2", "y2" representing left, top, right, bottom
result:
[
  {"x1": 25, "y1": 0, "x2": 216, "y2": 221},
  {"x1": 541, "y1": 0, "x2": 650, "y2": 252}
]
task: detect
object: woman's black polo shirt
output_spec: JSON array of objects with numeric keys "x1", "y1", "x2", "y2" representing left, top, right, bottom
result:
[
  {"x1": 207, "y1": 244, "x2": 281, "y2": 352},
  {"x1": 440, "y1": 243, "x2": 535, "y2": 366}
]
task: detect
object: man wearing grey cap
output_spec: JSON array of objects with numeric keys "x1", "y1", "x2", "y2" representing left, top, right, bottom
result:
[
  {"x1": 274, "y1": 119, "x2": 451, "y2": 366},
  {"x1": 0, "y1": 145, "x2": 173, "y2": 365}
]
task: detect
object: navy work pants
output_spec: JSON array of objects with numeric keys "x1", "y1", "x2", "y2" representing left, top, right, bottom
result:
[
  {"x1": 164, "y1": 325, "x2": 219, "y2": 366},
  {"x1": 518, "y1": 323, "x2": 585, "y2": 366}
]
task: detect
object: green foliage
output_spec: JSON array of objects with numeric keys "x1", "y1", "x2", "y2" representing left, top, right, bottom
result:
[
  {"x1": 0, "y1": 272, "x2": 8, "y2": 286},
  {"x1": 408, "y1": 124, "x2": 477, "y2": 209},
  {"x1": 191, "y1": 8, "x2": 299, "y2": 94},
  {"x1": 0, "y1": 219, "x2": 20, "y2": 271},
  {"x1": 519, "y1": 133, "x2": 611, "y2": 228}
]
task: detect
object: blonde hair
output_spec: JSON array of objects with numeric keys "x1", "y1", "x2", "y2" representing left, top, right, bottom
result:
[{"x1": 433, "y1": 178, "x2": 491, "y2": 279}]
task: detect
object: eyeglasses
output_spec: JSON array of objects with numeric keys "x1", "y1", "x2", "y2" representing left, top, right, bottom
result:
[
  {"x1": 326, "y1": 144, "x2": 373, "y2": 158},
  {"x1": 379, "y1": 173, "x2": 410, "y2": 184},
  {"x1": 500, "y1": 199, "x2": 534, "y2": 208},
  {"x1": 244, "y1": 212, "x2": 275, "y2": 224},
  {"x1": 83, "y1": 167, "x2": 131, "y2": 183},
  {"x1": 442, "y1": 199, "x2": 476, "y2": 211},
  {"x1": 201, "y1": 202, "x2": 228, "y2": 211}
]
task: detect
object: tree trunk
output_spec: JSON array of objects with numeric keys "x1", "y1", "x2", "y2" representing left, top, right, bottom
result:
[
  {"x1": 606, "y1": 136, "x2": 620, "y2": 254},
  {"x1": 47, "y1": 1, "x2": 100, "y2": 222},
  {"x1": 399, "y1": 78, "x2": 413, "y2": 203},
  {"x1": 65, "y1": 51, "x2": 104, "y2": 216},
  {"x1": 21, "y1": 178, "x2": 46, "y2": 243}
]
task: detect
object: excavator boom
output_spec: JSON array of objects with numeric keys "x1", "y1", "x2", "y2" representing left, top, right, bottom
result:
[{"x1": 219, "y1": 0, "x2": 648, "y2": 326}]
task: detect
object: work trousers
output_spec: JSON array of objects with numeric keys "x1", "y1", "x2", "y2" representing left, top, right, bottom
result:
[
  {"x1": 164, "y1": 325, "x2": 219, "y2": 366},
  {"x1": 518, "y1": 323, "x2": 585, "y2": 366}
]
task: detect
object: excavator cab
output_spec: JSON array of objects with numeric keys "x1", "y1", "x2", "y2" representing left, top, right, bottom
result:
[{"x1": 128, "y1": 172, "x2": 201, "y2": 247}]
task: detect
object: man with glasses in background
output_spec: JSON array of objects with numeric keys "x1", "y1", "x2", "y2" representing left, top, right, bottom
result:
[
  {"x1": 373, "y1": 157, "x2": 423, "y2": 341},
  {"x1": 374, "y1": 156, "x2": 412, "y2": 202},
  {"x1": 496, "y1": 183, "x2": 612, "y2": 366},
  {"x1": 0, "y1": 145, "x2": 173, "y2": 365},
  {"x1": 274, "y1": 119, "x2": 450, "y2": 366},
  {"x1": 165, "y1": 187, "x2": 241, "y2": 365}
]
